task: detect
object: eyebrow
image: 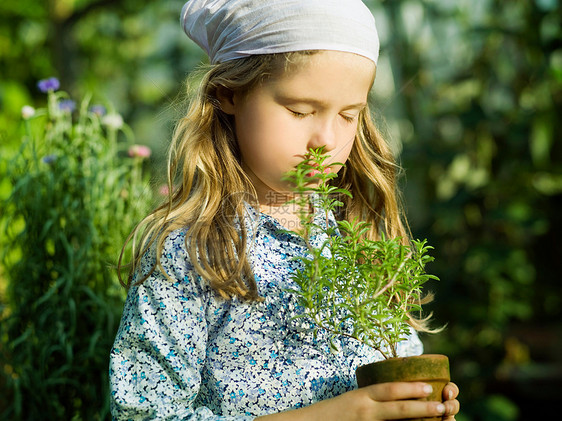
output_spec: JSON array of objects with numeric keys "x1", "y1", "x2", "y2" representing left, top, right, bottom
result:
[{"x1": 276, "y1": 95, "x2": 367, "y2": 110}]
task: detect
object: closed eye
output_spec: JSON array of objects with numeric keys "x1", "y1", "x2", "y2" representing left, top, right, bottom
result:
[
  {"x1": 340, "y1": 114, "x2": 358, "y2": 123},
  {"x1": 288, "y1": 109, "x2": 312, "y2": 119},
  {"x1": 288, "y1": 108, "x2": 358, "y2": 123}
]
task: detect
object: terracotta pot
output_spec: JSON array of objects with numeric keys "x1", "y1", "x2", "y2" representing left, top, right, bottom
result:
[{"x1": 356, "y1": 354, "x2": 450, "y2": 421}]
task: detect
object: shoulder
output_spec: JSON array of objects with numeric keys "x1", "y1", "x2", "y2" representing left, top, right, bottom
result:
[
  {"x1": 127, "y1": 227, "x2": 213, "y2": 311},
  {"x1": 134, "y1": 227, "x2": 199, "y2": 287},
  {"x1": 159, "y1": 227, "x2": 191, "y2": 268}
]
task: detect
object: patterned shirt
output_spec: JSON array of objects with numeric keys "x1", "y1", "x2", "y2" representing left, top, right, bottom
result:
[{"x1": 109, "y1": 207, "x2": 423, "y2": 420}]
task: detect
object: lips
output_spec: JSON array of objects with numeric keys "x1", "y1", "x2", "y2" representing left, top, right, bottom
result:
[{"x1": 307, "y1": 166, "x2": 331, "y2": 177}]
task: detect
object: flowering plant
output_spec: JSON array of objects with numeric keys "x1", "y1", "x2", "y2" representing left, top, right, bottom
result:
[
  {"x1": 284, "y1": 148, "x2": 439, "y2": 359},
  {"x1": 0, "y1": 78, "x2": 152, "y2": 419}
]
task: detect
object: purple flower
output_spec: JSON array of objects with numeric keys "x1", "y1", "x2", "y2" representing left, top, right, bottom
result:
[
  {"x1": 89, "y1": 105, "x2": 106, "y2": 116},
  {"x1": 42, "y1": 154, "x2": 57, "y2": 164},
  {"x1": 37, "y1": 77, "x2": 60, "y2": 93},
  {"x1": 58, "y1": 99, "x2": 76, "y2": 113}
]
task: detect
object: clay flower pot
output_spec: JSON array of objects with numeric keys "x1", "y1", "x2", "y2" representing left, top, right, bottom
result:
[{"x1": 356, "y1": 354, "x2": 450, "y2": 421}]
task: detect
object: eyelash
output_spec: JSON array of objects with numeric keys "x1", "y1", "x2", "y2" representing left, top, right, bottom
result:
[
  {"x1": 289, "y1": 110, "x2": 357, "y2": 123},
  {"x1": 289, "y1": 110, "x2": 309, "y2": 119}
]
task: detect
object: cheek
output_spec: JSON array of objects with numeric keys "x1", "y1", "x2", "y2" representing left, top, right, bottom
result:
[
  {"x1": 237, "y1": 113, "x2": 299, "y2": 160},
  {"x1": 330, "y1": 142, "x2": 354, "y2": 175},
  {"x1": 331, "y1": 133, "x2": 356, "y2": 164},
  {"x1": 235, "y1": 123, "x2": 291, "y2": 182}
]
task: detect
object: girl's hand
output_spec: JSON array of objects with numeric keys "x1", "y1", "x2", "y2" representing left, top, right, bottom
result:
[
  {"x1": 442, "y1": 382, "x2": 461, "y2": 420},
  {"x1": 257, "y1": 381, "x2": 460, "y2": 420}
]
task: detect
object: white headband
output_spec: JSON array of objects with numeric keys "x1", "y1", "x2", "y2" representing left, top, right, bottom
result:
[{"x1": 181, "y1": 0, "x2": 380, "y2": 65}]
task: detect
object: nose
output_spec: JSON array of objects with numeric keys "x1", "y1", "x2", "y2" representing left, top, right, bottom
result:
[{"x1": 308, "y1": 119, "x2": 338, "y2": 152}]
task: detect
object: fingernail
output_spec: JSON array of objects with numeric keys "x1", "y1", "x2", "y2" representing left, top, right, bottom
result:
[
  {"x1": 448, "y1": 389, "x2": 453, "y2": 400},
  {"x1": 436, "y1": 404, "x2": 446, "y2": 414},
  {"x1": 423, "y1": 384, "x2": 433, "y2": 395}
]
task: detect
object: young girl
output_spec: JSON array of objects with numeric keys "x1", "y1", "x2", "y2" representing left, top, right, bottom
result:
[{"x1": 109, "y1": 0, "x2": 460, "y2": 419}]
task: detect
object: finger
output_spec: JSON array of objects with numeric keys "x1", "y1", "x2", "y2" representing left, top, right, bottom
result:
[
  {"x1": 377, "y1": 399, "x2": 447, "y2": 420},
  {"x1": 443, "y1": 382, "x2": 460, "y2": 401},
  {"x1": 443, "y1": 398, "x2": 460, "y2": 417},
  {"x1": 363, "y1": 382, "x2": 434, "y2": 401}
]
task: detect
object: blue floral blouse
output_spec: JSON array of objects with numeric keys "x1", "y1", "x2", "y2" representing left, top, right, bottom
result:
[{"x1": 109, "y1": 207, "x2": 423, "y2": 420}]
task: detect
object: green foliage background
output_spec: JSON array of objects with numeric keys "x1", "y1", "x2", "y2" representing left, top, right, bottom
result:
[{"x1": 1, "y1": 0, "x2": 561, "y2": 420}]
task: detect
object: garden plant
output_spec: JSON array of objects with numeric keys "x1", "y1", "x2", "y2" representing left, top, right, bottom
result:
[
  {"x1": 0, "y1": 78, "x2": 152, "y2": 420},
  {"x1": 284, "y1": 148, "x2": 440, "y2": 359},
  {"x1": 284, "y1": 149, "x2": 450, "y2": 417}
]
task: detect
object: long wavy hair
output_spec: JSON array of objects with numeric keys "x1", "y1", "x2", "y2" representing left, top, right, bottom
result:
[{"x1": 119, "y1": 51, "x2": 411, "y2": 304}]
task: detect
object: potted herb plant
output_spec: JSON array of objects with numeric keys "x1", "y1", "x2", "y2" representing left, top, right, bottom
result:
[{"x1": 283, "y1": 149, "x2": 450, "y2": 421}]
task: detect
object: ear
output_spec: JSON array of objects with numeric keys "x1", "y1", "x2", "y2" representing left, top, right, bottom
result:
[{"x1": 216, "y1": 85, "x2": 236, "y2": 115}]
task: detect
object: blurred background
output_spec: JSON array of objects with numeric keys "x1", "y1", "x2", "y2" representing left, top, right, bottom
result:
[{"x1": 1, "y1": 0, "x2": 561, "y2": 419}]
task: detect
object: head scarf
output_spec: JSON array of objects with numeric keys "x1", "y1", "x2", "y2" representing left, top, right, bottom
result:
[{"x1": 181, "y1": 0, "x2": 379, "y2": 64}]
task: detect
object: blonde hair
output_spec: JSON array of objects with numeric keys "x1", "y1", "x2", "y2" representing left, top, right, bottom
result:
[{"x1": 119, "y1": 51, "x2": 411, "y2": 304}]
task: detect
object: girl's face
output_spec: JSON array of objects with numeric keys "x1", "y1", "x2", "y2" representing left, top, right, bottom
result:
[{"x1": 219, "y1": 50, "x2": 376, "y2": 205}]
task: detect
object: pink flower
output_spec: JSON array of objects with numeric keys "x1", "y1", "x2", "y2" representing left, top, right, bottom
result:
[
  {"x1": 128, "y1": 144, "x2": 152, "y2": 159},
  {"x1": 158, "y1": 184, "x2": 179, "y2": 197}
]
